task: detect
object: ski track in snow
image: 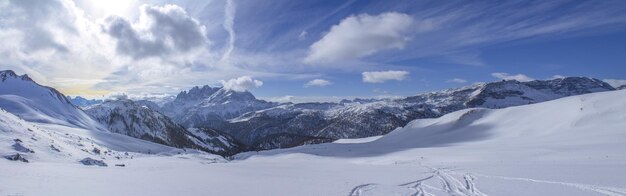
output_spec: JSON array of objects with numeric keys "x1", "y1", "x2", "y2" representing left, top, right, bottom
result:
[
  {"x1": 348, "y1": 166, "x2": 486, "y2": 196},
  {"x1": 348, "y1": 164, "x2": 626, "y2": 196},
  {"x1": 471, "y1": 173, "x2": 626, "y2": 196}
]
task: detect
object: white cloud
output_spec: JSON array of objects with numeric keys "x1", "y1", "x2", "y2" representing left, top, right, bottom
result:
[
  {"x1": 266, "y1": 95, "x2": 295, "y2": 103},
  {"x1": 102, "y1": 4, "x2": 209, "y2": 60},
  {"x1": 0, "y1": 0, "x2": 123, "y2": 92},
  {"x1": 446, "y1": 78, "x2": 467, "y2": 84},
  {"x1": 603, "y1": 79, "x2": 626, "y2": 88},
  {"x1": 304, "y1": 79, "x2": 332, "y2": 87},
  {"x1": 220, "y1": 76, "x2": 263, "y2": 92},
  {"x1": 491, "y1": 73, "x2": 534, "y2": 82},
  {"x1": 105, "y1": 92, "x2": 129, "y2": 100},
  {"x1": 362, "y1": 70, "x2": 409, "y2": 83},
  {"x1": 305, "y1": 12, "x2": 414, "y2": 63},
  {"x1": 551, "y1": 75, "x2": 566, "y2": 79}
]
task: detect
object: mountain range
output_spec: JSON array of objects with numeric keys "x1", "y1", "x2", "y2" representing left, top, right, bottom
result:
[
  {"x1": 157, "y1": 77, "x2": 614, "y2": 151},
  {"x1": 0, "y1": 70, "x2": 618, "y2": 156}
]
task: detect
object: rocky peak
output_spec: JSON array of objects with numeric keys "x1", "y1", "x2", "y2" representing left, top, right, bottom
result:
[
  {"x1": 174, "y1": 85, "x2": 220, "y2": 102},
  {"x1": 1, "y1": 70, "x2": 33, "y2": 82},
  {"x1": 206, "y1": 88, "x2": 258, "y2": 104},
  {"x1": 525, "y1": 77, "x2": 615, "y2": 96}
]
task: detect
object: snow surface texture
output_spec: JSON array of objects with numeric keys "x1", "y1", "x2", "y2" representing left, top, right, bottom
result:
[{"x1": 1, "y1": 90, "x2": 625, "y2": 195}]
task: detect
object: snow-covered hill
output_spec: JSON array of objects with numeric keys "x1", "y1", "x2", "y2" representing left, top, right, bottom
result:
[
  {"x1": 0, "y1": 70, "x2": 104, "y2": 130},
  {"x1": 85, "y1": 99, "x2": 243, "y2": 156}
]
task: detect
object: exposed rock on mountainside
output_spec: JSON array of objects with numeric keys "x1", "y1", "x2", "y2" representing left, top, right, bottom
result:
[
  {"x1": 160, "y1": 85, "x2": 280, "y2": 128},
  {"x1": 85, "y1": 99, "x2": 242, "y2": 156}
]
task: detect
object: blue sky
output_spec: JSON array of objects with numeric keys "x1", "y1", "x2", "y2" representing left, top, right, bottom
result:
[{"x1": 1, "y1": 0, "x2": 626, "y2": 102}]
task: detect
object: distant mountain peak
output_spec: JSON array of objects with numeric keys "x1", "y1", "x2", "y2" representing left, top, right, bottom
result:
[{"x1": 67, "y1": 96, "x2": 103, "y2": 108}]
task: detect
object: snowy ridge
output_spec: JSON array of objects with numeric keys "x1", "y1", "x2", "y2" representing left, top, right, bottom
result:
[
  {"x1": 0, "y1": 107, "x2": 205, "y2": 164},
  {"x1": 0, "y1": 70, "x2": 104, "y2": 131}
]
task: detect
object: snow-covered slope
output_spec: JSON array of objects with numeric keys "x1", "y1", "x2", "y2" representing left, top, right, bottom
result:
[
  {"x1": 85, "y1": 99, "x2": 195, "y2": 148},
  {"x1": 0, "y1": 107, "x2": 202, "y2": 164},
  {"x1": 0, "y1": 70, "x2": 104, "y2": 130},
  {"x1": 85, "y1": 99, "x2": 243, "y2": 156}
]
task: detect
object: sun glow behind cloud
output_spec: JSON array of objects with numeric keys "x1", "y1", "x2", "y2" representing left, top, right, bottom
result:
[
  {"x1": 2, "y1": 0, "x2": 626, "y2": 100},
  {"x1": 80, "y1": 0, "x2": 138, "y2": 18}
]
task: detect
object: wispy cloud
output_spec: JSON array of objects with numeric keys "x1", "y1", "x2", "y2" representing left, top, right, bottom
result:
[
  {"x1": 362, "y1": 70, "x2": 409, "y2": 83},
  {"x1": 220, "y1": 0, "x2": 236, "y2": 64},
  {"x1": 446, "y1": 78, "x2": 467, "y2": 84},
  {"x1": 491, "y1": 73, "x2": 534, "y2": 82}
]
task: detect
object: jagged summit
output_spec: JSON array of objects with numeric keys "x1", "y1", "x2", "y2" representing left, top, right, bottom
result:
[
  {"x1": 173, "y1": 85, "x2": 259, "y2": 103},
  {"x1": 0, "y1": 70, "x2": 33, "y2": 82},
  {"x1": 161, "y1": 85, "x2": 280, "y2": 126},
  {"x1": 175, "y1": 85, "x2": 221, "y2": 101}
]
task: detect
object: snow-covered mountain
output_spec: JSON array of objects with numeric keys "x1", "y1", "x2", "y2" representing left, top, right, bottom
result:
[
  {"x1": 0, "y1": 106, "x2": 202, "y2": 164},
  {"x1": 66, "y1": 96, "x2": 103, "y2": 108},
  {"x1": 192, "y1": 77, "x2": 615, "y2": 150},
  {"x1": 160, "y1": 85, "x2": 280, "y2": 127},
  {"x1": 85, "y1": 99, "x2": 243, "y2": 156},
  {"x1": 0, "y1": 70, "x2": 104, "y2": 131}
]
